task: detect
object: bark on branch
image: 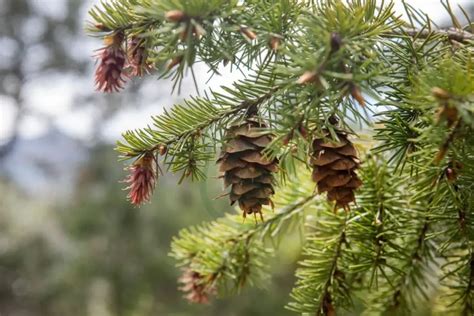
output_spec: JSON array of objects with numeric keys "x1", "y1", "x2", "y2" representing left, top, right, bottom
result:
[{"x1": 392, "y1": 28, "x2": 474, "y2": 43}]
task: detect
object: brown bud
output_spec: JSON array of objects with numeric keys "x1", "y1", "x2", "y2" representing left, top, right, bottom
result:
[
  {"x1": 103, "y1": 32, "x2": 124, "y2": 46},
  {"x1": 328, "y1": 115, "x2": 339, "y2": 126},
  {"x1": 159, "y1": 144, "x2": 168, "y2": 156},
  {"x1": 297, "y1": 71, "x2": 318, "y2": 85},
  {"x1": 95, "y1": 23, "x2": 111, "y2": 32},
  {"x1": 167, "y1": 55, "x2": 183, "y2": 70},
  {"x1": 350, "y1": 83, "x2": 365, "y2": 107},
  {"x1": 269, "y1": 36, "x2": 281, "y2": 52},
  {"x1": 240, "y1": 26, "x2": 257, "y2": 40},
  {"x1": 445, "y1": 168, "x2": 456, "y2": 182},
  {"x1": 432, "y1": 87, "x2": 451, "y2": 100},
  {"x1": 330, "y1": 32, "x2": 342, "y2": 53},
  {"x1": 165, "y1": 10, "x2": 186, "y2": 22},
  {"x1": 445, "y1": 160, "x2": 463, "y2": 182}
]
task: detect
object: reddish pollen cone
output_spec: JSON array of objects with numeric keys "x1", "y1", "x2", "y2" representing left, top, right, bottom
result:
[
  {"x1": 179, "y1": 269, "x2": 215, "y2": 304},
  {"x1": 95, "y1": 33, "x2": 127, "y2": 92},
  {"x1": 128, "y1": 37, "x2": 151, "y2": 77},
  {"x1": 124, "y1": 154, "x2": 156, "y2": 206}
]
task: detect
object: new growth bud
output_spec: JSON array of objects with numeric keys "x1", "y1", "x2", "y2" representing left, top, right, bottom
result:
[
  {"x1": 270, "y1": 36, "x2": 281, "y2": 52},
  {"x1": 240, "y1": 26, "x2": 257, "y2": 41},
  {"x1": 297, "y1": 71, "x2": 319, "y2": 85},
  {"x1": 159, "y1": 144, "x2": 168, "y2": 156},
  {"x1": 165, "y1": 10, "x2": 186, "y2": 22}
]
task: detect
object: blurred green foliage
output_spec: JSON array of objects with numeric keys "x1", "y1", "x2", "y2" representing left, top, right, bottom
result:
[{"x1": 0, "y1": 146, "x2": 300, "y2": 315}]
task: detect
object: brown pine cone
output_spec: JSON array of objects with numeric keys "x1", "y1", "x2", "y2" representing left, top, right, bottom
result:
[
  {"x1": 310, "y1": 131, "x2": 362, "y2": 211},
  {"x1": 218, "y1": 118, "x2": 278, "y2": 220}
]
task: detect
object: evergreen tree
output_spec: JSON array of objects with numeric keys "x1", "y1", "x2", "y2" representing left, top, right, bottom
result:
[{"x1": 87, "y1": 1, "x2": 474, "y2": 314}]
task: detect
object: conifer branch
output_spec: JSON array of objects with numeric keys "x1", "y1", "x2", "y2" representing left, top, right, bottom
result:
[
  {"x1": 382, "y1": 219, "x2": 432, "y2": 312},
  {"x1": 317, "y1": 219, "x2": 347, "y2": 316},
  {"x1": 117, "y1": 72, "x2": 286, "y2": 181},
  {"x1": 288, "y1": 209, "x2": 353, "y2": 315},
  {"x1": 85, "y1": 0, "x2": 474, "y2": 313},
  {"x1": 152, "y1": 85, "x2": 282, "y2": 154},
  {"x1": 397, "y1": 28, "x2": 474, "y2": 43},
  {"x1": 171, "y1": 170, "x2": 319, "y2": 301}
]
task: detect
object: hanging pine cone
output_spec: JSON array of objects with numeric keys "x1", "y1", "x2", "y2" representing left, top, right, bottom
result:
[
  {"x1": 310, "y1": 131, "x2": 362, "y2": 211},
  {"x1": 217, "y1": 118, "x2": 278, "y2": 220}
]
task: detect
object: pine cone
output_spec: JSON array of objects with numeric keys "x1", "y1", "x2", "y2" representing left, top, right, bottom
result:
[
  {"x1": 310, "y1": 131, "x2": 362, "y2": 211},
  {"x1": 218, "y1": 118, "x2": 278, "y2": 219}
]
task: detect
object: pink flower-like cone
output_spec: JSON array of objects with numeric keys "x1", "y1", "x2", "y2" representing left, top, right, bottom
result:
[
  {"x1": 179, "y1": 269, "x2": 215, "y2": 304},
  {"x1": 95, "y1": 32, "x2": 127, "y2": 92},
  {"x1": 124, "y1": 153, "x2": 156, "y2": 206}
]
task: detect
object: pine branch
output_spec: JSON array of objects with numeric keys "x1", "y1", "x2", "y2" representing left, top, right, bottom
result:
[
  {"x1": 387, "y1": 28, "x2": 474, "y2": 44},
  {"x1": 288, "y1": 209, "x2": 353, "y2": 315},
  {"x1": 346, "y1": 158, "x2": 417, "y2": 288},
  {"x1": 117, "y1": 72, "x2": 286, "y2": 181},
  {"x1": 366, "y1": 218, "x2": 435, "y2": 314},
  {"x1": 171, "y1": 167, "x2": 319, "y2": 301},
  {"x1": 84, "y1": 0, "x2": 474, "y2": 313}
]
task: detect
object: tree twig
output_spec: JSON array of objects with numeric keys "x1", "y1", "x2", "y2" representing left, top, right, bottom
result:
[{"x1": 390, "y1": 28, "x2": 474, "y2": 43}]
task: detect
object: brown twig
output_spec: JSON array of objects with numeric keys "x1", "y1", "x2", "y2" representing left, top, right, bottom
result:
[{"x1": 390, "y1": 28, "x2": 474, "y2": 44}]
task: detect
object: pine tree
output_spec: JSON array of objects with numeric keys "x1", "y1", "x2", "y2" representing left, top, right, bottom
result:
[{"x1": 87, "y1": 0, "x2": 474, "y2": 314}]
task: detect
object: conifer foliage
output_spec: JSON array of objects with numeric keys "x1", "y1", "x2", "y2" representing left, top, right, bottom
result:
[{"x1": 87, "y1": 0, "x2": 474, "y2": 314}]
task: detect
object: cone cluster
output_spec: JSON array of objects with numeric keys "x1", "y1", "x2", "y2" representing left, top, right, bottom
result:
[
  {"x1": 218, "y1": 119, "x2": 278, "y2": 219},
  {"x1": 310, "y1": 131, "x2": 362, "y2": 210}
]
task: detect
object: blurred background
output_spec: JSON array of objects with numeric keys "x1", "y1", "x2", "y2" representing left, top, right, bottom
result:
[{"x1": 0, "y1": 1, "x2": 472, "y2": 315}]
